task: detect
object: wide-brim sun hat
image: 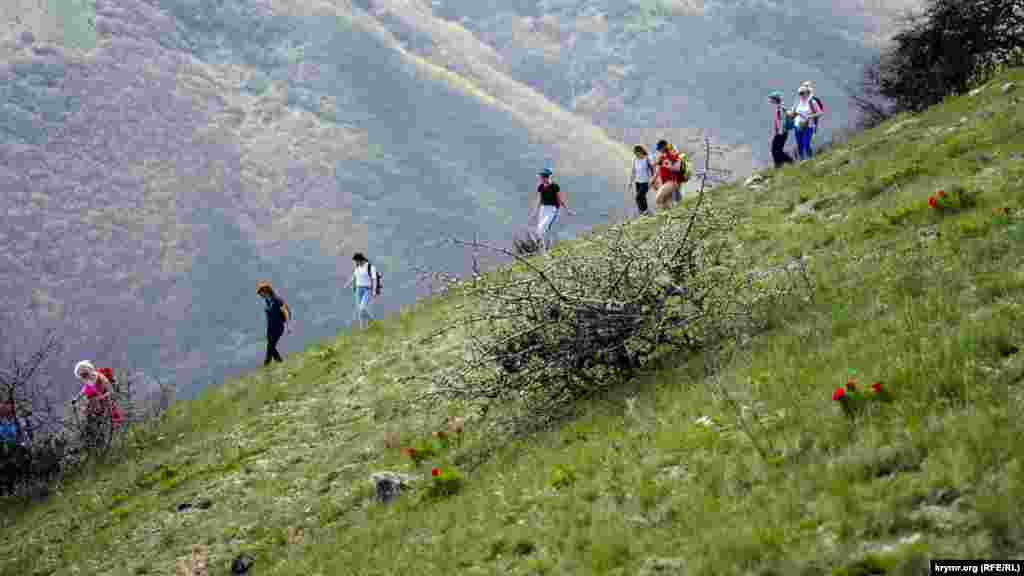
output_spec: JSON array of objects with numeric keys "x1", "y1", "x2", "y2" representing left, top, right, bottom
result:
[{"x1": 768, "y1": 90, "x2": 784, "y2": 101}]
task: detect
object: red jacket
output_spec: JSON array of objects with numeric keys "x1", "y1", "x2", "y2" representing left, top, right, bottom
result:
[{"x1": 657, "y1": 150, "x2": 681, "y2": 183}]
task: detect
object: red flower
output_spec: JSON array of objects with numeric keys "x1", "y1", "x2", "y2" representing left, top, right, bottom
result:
[
  {"x1": 928, "y1": 196, "x2": 937, "y2": 208},
  {"x1": 832, "y1": 387, "x2": 846, "y2": 401},
  {"x1": 871, "y1": 382, "x2": 881, "y2": 393},
  {"x1": 937, "y1": 190, "x2": 946, "y2": 198},
  {"x1": 846, "y1": 379, "x2": 857, "y2": 392},
  {"x1": 431, "y1": 467, "x2": 440, "y2": 477}
]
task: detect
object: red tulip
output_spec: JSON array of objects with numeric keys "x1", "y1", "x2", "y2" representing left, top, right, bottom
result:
[
  {"x1": 431, "y1": 468, "x2": 440, "y2": 477},
  {"x1": 832, "y1": 388, "x2": 845, "y2": 401}
]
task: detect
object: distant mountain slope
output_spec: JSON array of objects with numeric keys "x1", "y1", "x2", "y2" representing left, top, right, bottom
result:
[
  {"x1": 1, "y1": 0, "x2": 911, "y2": 398},
  {"x1": 0, "y1": 0, "x2": 661, "y2": 399},
  {"x1": 411, "y1": 0, "x2": 917, "y2": 159}
]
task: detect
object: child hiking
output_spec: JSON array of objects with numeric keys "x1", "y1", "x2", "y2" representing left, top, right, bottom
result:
[
  {"x1": 629, "y1": 145, "x2": 655, "y2": 215},
  {"x1": 347, "y1": 253, "x2": 380, "y2": 329},
  {"x1": 256, "y1": 282, "x2": 291, "y2": 365}
]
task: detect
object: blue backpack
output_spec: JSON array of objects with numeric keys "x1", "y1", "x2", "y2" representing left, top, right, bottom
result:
[{"x1": 780, "y1": 107, "x2": 795, "y2": 133}]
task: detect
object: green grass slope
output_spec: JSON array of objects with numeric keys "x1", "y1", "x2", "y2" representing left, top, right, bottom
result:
[{"x1": 3, "y1": 69, "x2": 1023, "y2": 575}]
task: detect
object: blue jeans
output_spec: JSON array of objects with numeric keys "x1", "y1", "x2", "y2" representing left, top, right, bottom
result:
[
  {"x1": 354, "y1": 286, "x2": 374, "y2": 327},
  {"x1": 795, "y1": 125, "x2": 815, "y2": 160}
]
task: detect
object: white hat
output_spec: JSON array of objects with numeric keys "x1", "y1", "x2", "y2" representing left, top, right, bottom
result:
[{"x1": 74, "y1": 360, "x2": 96, "y2": 380}]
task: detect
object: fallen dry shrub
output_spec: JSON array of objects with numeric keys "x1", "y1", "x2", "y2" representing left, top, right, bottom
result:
[{"x1": 415, "y1": 140, "x2": 808, "y2": 432}]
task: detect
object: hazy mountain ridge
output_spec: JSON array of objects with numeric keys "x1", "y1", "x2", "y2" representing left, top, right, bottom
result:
[
  {"x1": 420, "y1": 0, "x2": 903, "y2": 148},
  {"x1": 1, "y1": 0, "x2": 641, "y2": 398},
  {"x1": 1, "y1": 0, "x2": 912, "y2": 398}
]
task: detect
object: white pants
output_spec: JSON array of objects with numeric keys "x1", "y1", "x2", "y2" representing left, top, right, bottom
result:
[{"x1": 536, "y1": 205, "x2": 560, "y2": 250}]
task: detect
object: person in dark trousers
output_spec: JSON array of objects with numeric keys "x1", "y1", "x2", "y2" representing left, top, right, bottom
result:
[
  {"x1": 256, "y1": 282, "x2": 290, "y2": 365},
  {"x1": 768, "y1": 91, "x2": 794, "y2": 168},
  {"x1": 630, "y1": 145, "x2": 655, "y2": 215}
]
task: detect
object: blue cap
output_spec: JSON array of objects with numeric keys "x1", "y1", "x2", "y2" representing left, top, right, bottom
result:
[
  {"x1": 768, "y1": 90, "x2": 783, "y2": 100},
  {"x1": 538, "y1": 168, "x2": 552, "y2": 177}
]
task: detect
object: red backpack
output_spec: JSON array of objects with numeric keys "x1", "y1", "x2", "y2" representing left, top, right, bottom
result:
[{"x1": 97, "y1": 368, "x2": 115, "y2": 384}]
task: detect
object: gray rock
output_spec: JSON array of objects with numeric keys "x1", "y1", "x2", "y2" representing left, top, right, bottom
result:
[
  {"x1": 231, "y1": 553, "x2": 255, "y2": 574},
  {"x1": 743, "y1": 174, "x2": 764, "y2": 188},
  {"x1": 976, "y1": 110, "x2": 994, "y2": 120},
  {"x1": 19, "y1": 31, "x2": 35, "y2": 45},
  {"x1": 176, "y1": 496, "x2": 212, "y2": 512},
  {"x1": 788, "y1": 200, "x2": 818, "y2": 220},
  {"x1": 370, "y1": 471, "x2": 417, "y2": 504},
  {"x1": 640, "y1": 557, "x2": 688, "y2": 575},
  {"x1": 1002, "y1": 82, "x2": 1017, "y2": 95}
]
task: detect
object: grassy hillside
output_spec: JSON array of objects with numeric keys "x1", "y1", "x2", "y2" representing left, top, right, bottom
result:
[{"x1": 3, "y1": 68, "x2": 1023, "y2": 575}]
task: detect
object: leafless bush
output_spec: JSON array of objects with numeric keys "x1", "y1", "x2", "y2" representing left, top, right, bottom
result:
[
  {"x1": 0, "y1": 315, "x2": 173, "y2": 497},
  {"x1": 0, "y1": 329, "x2": 70, "y2": 495},
  {"x1": 415, "y1": 139, "x2": 808, "y2": 432}
]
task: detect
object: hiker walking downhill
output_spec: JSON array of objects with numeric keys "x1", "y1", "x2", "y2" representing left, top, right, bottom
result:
[
  {"x1": 630, "y1": 145, "x2": 655, "y2": 216},
  {"x1": 347, "y1": 253, "x2": 379, "y2": 329},
  {"x1": 653, "y1": 140, "x2": 685, "y2": 210},
  {"x1": 769, "y1": 91, "x2": 794, "y2": 168},
  {"x1": 792, "y1": 82, "x2": 823, "y2": 161},
  {"x1": 531, "y1": 168, "x2": 575, "y2": 252},
  {"x1": 256, "y1": 282, "x2": 291, "y2": 365}
]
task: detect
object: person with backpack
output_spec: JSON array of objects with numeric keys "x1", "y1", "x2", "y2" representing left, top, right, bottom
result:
[
  {"x1": 802, "y1": 81, "x2": 825, "y2": 130},
  {"x1": 768, "y1": 91, "x2": 794, "y2": 168},
  {"x1": 629, "y1": 145, "x2": 655, "y2": 216},
  {"x1": 792, "y1": 82, "x2": 824, "y2": 161},
  {"x1": 653, "y1": 140, "x2": 687, "y2": 210},
  {"x1": 530, "y1": 168, "x2": 575, "y2": 252},
  {"x1": 346, "y1": 253, "x2": 380, "y2": 329},
  {"x1": 72, "y1": 361, "x2": 124, "y2": 431},
  {"x1": 256, "y1": 282, "x2": 291, "y2": 365}
]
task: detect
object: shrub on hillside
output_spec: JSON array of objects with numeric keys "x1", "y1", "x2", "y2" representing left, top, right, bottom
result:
[
  {"x1": 0, "y1": 322, "x2": 171, "y2": 498},
  {"x1": 852, "y1": 0, "x2": 1024, "y2": 124},
  {"x1": 417, "y1": 140, "x2": 809, "y2": 432}
]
